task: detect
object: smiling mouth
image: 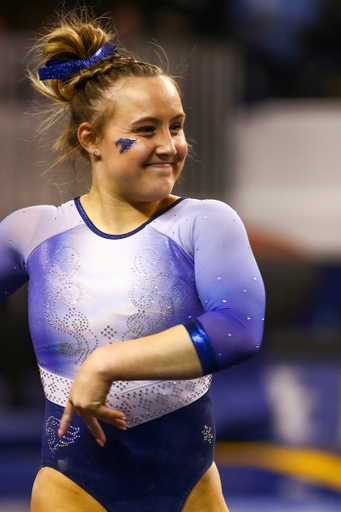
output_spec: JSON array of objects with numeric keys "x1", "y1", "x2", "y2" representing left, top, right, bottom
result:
[{"x1": 145, "y1": 162, "x2": 175, "y2": 167}]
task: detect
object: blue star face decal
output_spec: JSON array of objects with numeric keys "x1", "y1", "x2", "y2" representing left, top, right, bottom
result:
[{"x1": 115, "y1": 137, "x2": 138, "y2": 154}]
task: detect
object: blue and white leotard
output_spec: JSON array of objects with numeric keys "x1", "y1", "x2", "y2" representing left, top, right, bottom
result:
[{"x1": 0, "y1": 197, "x2": 265, "y2": 511}]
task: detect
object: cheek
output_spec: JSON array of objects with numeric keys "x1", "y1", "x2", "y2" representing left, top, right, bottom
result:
[
  {"x1": 115, "y1": 137, "x2": 138, "y2": 154},
  {"x1": 125, "y1": 138, "x2": 153, "y2": 160},
  {"x1": 113, "y1": 137, "x2": 153, "y2": 160},
  {"x1": 178, "y1": 138, "x2": 188, "y2": 161}
]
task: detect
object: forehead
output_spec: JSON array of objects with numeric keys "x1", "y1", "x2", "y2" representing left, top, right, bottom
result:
[{"x1": 109, "y1": 76, "x2": 183, "y2": 123}]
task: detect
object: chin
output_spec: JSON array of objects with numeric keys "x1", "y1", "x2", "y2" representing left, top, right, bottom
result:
[{"x1": 143, "y1": 181, "x2": 175, "y2": 201}]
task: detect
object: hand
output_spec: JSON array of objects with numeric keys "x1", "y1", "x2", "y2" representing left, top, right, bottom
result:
[
  {"x1": 58, "y1": 325, "x2": 202, "y2": 445},
  {"x1": 58, "y1": 348, "x2": 127, "y2": 446}
]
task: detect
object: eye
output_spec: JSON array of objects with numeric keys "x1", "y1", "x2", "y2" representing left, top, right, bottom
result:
[
  {"x1": 136, "y1": 125, "x2": 155, "y2": 134},
  {"x1": 170, "y1": 123, "x2": 183, "y2": 133}
]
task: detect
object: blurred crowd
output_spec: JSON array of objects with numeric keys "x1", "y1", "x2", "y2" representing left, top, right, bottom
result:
[{"x1": 2, "y1": 0, "x2": 341, "y2": 102}]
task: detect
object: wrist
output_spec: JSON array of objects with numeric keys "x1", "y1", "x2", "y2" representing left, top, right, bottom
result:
[{"x1": 89, "y1": 344, "x2": 118, "y2": 381}]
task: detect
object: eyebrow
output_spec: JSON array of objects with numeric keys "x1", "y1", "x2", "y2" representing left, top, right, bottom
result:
[{"x1": 132, "y1": 113, "x2": 186, "y2": 124}]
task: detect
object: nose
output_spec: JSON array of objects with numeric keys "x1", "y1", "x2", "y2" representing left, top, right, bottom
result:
[{"x1": 155, "y1": 129, "x2": 177, "y2": 157}]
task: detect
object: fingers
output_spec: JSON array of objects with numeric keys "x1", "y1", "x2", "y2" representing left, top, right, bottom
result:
[
  {"x1": 94, "y1": 406, "x2": 127, "y2": 430},
  {"x1": 58, "y1": 401, "x2": 127, "y2": 446},
  {"x1": 80, "y1": 408, "x2": 127, "y2": 446},
  {"x1": 58, "y1": 401, "x2": 77, "y2": 438},
  {"x1": 81, "y1": 415, "x2": 107, "y2": 447}
]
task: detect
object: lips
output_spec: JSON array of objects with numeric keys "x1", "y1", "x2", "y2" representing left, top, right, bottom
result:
[{"x1": 145, "y1": 162, "x2": 175, "y2": 167}]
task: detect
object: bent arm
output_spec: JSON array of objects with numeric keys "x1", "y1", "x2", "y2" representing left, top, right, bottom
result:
[
  {"x1": 183, "y1": 200, "x2": 265, "y2": 374},
  {"x1": 59, "y1": 324, "x2": 202, "y2": 442},
  {"x1": 76, "y1": 324, "x2": 202, "y2": 385},
  {"x1": 60, "y1": 201, "x2": 265, "y2": 441}
]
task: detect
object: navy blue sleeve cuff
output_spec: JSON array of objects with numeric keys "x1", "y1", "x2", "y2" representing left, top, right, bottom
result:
[{"x1": 184, "y1": 320, "x2": 219, "y2": 375}]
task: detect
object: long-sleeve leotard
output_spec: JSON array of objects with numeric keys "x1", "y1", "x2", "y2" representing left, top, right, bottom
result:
[{"x1": 0, "y1": 197, "x2": 265, "y2": 426}]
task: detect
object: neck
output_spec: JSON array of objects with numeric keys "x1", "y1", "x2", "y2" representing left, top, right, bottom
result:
[{"x1": 80, "y1": 188, "x2": 178, "y2": 235}]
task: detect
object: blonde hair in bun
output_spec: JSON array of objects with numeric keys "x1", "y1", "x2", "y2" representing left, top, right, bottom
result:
[{"x1": 29, "y1": 8, "x2": 179, "y2": 170}]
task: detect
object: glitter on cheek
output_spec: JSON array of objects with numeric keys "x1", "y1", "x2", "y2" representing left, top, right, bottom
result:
[{"x1": 115, "y1": 137, "x2": 139, "y2": 154}]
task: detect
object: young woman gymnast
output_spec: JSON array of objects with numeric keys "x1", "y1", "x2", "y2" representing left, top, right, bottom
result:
[{"x1": 0, "y1": 10, "x2": 265, "y2": 512}]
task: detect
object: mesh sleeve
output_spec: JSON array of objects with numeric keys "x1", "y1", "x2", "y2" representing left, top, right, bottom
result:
[
  {"x1": 0, "y1": 209, "x2": 30, "y2": 300},
  {"x1": 184, "y1": 200, "x2": 265, "y2": 374}
]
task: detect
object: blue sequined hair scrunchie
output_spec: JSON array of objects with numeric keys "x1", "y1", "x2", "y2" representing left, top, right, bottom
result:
[{"x1": 38, "y1": 42, "x2": 118, "y2": 81}]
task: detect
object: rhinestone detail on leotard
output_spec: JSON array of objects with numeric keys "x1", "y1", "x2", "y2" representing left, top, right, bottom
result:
[
  {"x1": 45, "y1": 415, "x2": 80, "y2": 451},
  {"x1": 44, "y1": 246, "x2": 98, "y2": 363},
  {"x1": 39, "y1": 366, "x2": 212, "y2": 428}
]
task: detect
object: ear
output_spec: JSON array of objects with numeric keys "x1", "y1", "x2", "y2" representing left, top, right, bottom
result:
[{"x1": 78, "y1": 123, "x2": 97, "y2": 154}]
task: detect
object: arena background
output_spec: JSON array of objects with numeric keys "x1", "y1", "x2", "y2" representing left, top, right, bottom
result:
[{"x1": 1, "y1": 1, "x2": 341, "y2": 510}]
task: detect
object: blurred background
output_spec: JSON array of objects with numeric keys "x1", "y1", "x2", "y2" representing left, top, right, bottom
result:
[{"x1": 1, "y1": 1, "x2": 341, "y2": 511}]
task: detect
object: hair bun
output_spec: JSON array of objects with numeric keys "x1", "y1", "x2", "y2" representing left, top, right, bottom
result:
[
  {"x1": 30, "y1": 10, "x2": 114, "y2": 103},
  {"x1": 39, "y1": 43, "x2": 118, "y2": 81}
]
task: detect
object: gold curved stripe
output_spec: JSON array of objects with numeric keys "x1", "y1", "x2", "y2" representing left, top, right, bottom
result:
[{"x1": 215, "y1": 442, "x2": 341, "y2": 492}]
